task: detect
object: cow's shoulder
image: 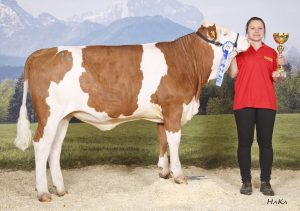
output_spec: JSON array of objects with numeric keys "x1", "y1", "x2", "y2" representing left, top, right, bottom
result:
[{"x1": 27, "y1": 47, "x2": 58, "y2": 61}]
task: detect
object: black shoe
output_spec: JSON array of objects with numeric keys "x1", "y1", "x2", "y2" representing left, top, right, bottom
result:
[
  {"x1": 260, "y1": 181, "x2": 275, "y2": 196},
  {"x1": 240, "y1": 182, "x2": 252, "y2": 195}
]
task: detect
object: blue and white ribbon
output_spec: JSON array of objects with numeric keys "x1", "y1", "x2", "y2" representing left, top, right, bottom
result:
[{"x1": 216, "y1": 41, "x2": 235, "y2": 87}]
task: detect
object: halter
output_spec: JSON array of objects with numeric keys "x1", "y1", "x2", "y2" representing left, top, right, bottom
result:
[
  {"x1": 196, "y1": 31, "x2": 240, "y2": 87},
  {"x1": 196, "y1": 31, "x2": 239, "y2": 48}
]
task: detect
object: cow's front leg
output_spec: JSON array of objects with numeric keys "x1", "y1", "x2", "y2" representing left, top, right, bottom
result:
[
  {"x1": 166, "y1": 130, "x2": 187, "y2": 184},
  {"x1": 157, "y1": 123, "x2": 170, "y2": 179},
  {"x1": 162, "y1": 103, "x2": 187, "y2": 184}
]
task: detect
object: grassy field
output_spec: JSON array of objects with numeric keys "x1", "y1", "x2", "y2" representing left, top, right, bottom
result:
[{"x1": 0, "y1": 114, "x2": 299, "y2": 170}]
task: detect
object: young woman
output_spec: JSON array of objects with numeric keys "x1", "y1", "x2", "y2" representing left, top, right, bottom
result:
[{"x1": 228, "y1": 17, "x2": 285, "y2": 196}]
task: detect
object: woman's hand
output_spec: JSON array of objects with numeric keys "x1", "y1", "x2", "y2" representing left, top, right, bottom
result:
[
  {"x1": 272, "y1": 71, "x2": 283, "y2": 83},
  {"x1": 273, "y1": 54, "x2": 286, "y2": 83},
  {"x1": 277, "y1": 54, "x2": 285, "y2": 66},
  {"x1": 228, "y1": 57, "x2": 238, "y2": 78}
]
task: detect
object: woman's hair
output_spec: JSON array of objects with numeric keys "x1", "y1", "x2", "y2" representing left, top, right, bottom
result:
[{"x1": 245, "y1": 17, "x2": 266, "y2": 36}]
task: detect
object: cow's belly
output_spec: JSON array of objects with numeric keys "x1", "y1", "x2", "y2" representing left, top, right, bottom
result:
[
  {"x1": 73, "y1": 97, "x2": 199, "y2": 131},
  {"x1": 72, "y1": 103, "x2": 164, "y2": 131}
]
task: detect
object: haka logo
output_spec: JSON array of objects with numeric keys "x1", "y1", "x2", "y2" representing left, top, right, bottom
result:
[{"x1": 267, "y1": 198, "x2": 287, "y2": 205}]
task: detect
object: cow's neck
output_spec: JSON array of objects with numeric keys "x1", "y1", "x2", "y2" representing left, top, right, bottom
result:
[{"x1": 172, "y1": 33, "x2": 214, "y2": 99}]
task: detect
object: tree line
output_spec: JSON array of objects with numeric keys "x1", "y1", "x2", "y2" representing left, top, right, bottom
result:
[{"x1": 0, "y1": 71, "x2": 300, "y2": 123}]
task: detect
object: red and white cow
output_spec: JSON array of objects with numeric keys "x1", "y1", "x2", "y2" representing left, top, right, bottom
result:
[{"x1": 15, "y1": 23, "x2": 249, "y2": 201}]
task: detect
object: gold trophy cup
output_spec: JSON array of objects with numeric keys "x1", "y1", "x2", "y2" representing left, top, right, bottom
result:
[{"x1": 273, "y1": 32, "x2": 289, "y2": 77}]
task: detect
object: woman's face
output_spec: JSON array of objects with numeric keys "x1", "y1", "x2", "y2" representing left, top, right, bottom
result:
[{"x1": 247, "y1": 20, "x2": 265, "y2": 42}]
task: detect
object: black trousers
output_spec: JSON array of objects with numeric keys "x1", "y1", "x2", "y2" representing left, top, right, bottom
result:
[{"x1": 234, "y1": 108, "x2": 276, "y2": 183}]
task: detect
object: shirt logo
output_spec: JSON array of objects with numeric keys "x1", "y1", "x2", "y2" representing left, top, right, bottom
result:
[{"x1": 264, "y1": 56, "x2": 273, "y2": 62}]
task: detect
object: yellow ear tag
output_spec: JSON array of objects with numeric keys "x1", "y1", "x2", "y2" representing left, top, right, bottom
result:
[{"x1": 210, "y1": 31, "x2": 216, "y2": 39}]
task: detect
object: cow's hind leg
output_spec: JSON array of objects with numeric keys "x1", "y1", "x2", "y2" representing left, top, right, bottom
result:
[
  {"x1": 157, "y1": 123, "x2": 170, "y2": 179},
  {"x1": 33, "y1": 118, "x2": 60, "y2": 202},
  {"x1": 48, "y1": 118, "x2": 70, "y2": 197}
]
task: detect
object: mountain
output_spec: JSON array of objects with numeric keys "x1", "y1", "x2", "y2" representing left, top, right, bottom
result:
[
  {"x1": 81, "y1": 16, "x2": 193, "y2": 45},
  {"x1": 0, "y1": 54, "x2": 25, "y2": 66},
  {"x1": 0, "y1": 0, "x2": 195, "y2": 58},
  {"x1": 38, "y1": 13, "x2": 61, "y2": 26},
  {"x1": 0, "y1": 0, "x2": 39, "y2": 37},
  {"x1": 0, "y1": 65, "x2": 23, "y2": 81},
  {"x1": 0, "y1": 0, "x2": 64, "y2": 56},
  {"x1": 0, "y1": 0, "x2": 104, "y2": 56},
  {"x1": 71, "y1": 0, "x2": 203, "y2": 29}
]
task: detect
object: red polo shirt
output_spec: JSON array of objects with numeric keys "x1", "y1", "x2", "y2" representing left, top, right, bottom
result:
[{"x1": 234, "y1": 44, "x2": 278, "y2": 110}]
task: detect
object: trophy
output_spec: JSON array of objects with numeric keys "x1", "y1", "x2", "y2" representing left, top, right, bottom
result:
[{"x1": 273, "y1": 32, "x2": 289, "y2": 77}]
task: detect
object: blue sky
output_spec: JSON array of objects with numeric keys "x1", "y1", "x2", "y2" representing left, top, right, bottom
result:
[{"x1": 16, "y1": 0, "x2": 299, "y2": 50}]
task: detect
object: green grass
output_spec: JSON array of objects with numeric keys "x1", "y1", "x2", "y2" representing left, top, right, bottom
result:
[{"x1": 0, "y1": 114, "x2": 299, "y2": 170}]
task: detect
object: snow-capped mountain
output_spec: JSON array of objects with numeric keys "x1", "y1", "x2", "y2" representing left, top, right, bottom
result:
[
  {"x1": 0, "y1": 0, "x2": 39, "y2": 36},
  {"x1": 0, "y1": 0, "x2": 103, "y2": 56},
  {"x1": 71, "y1": 0, "x2": 203, "y2": 29},
  {"x1": 81, "y1": 15, "x2": 193, "y2": 45},
  {"x1": 0, "y1": 0, "x2": 194, "y2": 58},
  {"x1": 38, "y1": 13, "x2": 61, "y2": 26}
]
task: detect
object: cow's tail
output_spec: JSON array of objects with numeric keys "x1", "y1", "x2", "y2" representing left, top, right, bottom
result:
[{"x1": 15, "y1": 62, "x2": 32, "y2": 151}]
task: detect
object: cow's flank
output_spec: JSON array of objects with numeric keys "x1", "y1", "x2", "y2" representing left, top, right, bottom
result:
[{"x1": 80, "y1": 46, "x2": 143, "y2": 118}]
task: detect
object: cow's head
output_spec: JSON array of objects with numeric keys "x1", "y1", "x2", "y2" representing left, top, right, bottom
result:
[{"x1": 196, "y1": 22, "x2": 250, "y2": 82}]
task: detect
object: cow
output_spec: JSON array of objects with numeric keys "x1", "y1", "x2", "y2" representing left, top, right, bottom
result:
[{"x1": 14, "y1": 22, "x2": 249, "y2": 202}]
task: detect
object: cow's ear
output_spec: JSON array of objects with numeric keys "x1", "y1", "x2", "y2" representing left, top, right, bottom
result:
[
  {"x1": 197, "y1": 25, "x2": 206, "y2": 34},
  {"x1": 197, "y1": 24, "x2": 217, "y2": 40}
]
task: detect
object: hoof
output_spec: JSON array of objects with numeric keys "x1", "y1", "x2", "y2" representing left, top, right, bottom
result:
[
  {"x1": 54, "y1": 185, "x2": 68, "y2": 197},
  {"x1": 57, "y1": 190, "x2": 68, "y2": 197},
  {"x1": 174, "y1": 176, "x2": 188, "y2": 184},
  {"x1": 38, "y1": 193, "x2": 52, "y2": 202},
  {"x1": 159, "y1": 171, "x2": 171, "y2": 179}
]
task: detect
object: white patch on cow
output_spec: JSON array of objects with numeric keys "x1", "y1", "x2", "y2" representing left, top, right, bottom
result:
[
  {"x1": 208, "y1": 45, "x2": 223, "y2": 81},
  {"x1": 157, "y1": 152, "x2": 169, "y2": 175},
  {"x1": 166, "y1": 130, "x2": 183, "y2": 178},
  {"x1": 181, "y1": 96, "x2": 200, "y2": 125},
  {"x1": 131, "y1": 43, "x2": 168, "y2": 122}
]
